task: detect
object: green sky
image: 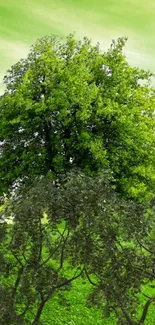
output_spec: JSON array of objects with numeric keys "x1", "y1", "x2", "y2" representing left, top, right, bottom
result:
[{"x1": 0, "y1": 0, "x2": 155, "y2": 93}]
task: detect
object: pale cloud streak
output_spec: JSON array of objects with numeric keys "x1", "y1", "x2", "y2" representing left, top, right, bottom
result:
[
  {"x1": 0, "y1": 0, "x2": 155, "y2": 93},
  {"x1": 0, "y1": 40, "x2": 29, "y2": 94},
  {"x1": 0, "y1": 39, "x2": 29, "y2": 60}
]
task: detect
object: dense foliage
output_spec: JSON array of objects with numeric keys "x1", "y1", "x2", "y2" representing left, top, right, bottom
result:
[
  {"x1": 0, "y1": 34, "x2": 155, "y2": 324},
  {"x1": 1, "y1": 172, "x2": 155, "y2": 324},
  {"x1": 0, "y1": 35, "x2": 155, "y2": 200}
]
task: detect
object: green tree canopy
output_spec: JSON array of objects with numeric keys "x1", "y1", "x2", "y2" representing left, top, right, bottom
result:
[{"x1": 0, "y1": 34, "x2": 155, "y2": 201}]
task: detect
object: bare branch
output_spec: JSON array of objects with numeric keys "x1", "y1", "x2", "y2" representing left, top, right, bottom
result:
[
  {"x1": 57, "y1": 228, "x2": 70, "y2": 271},
  {"x1": 57, "y1": 222, "x2": 68, "y2": 241},
  {"x1": 137, "y1": 239, "x2": 153, "y2": 255},
  {"x1": 22, "y1": 250, "x2": 28, "y2": 264},
  {"x1": 46, "y1": 268, "x2": 84, "y2": 301},
  {"x1": 17, "y1": 298, "x2": 30, "y2": 319},
  {"x1": 11, "y1": 266, "x2": 24, "y2": 305},
  {"x1": 84, "y1": 267, "x2": 97, "y2": 286},
  {"x1": 56, "y1": 268, "x2": 84, "y2": 289},
  {"x1": 11, "y1": 249, "x2": 24, "y2": 266},
  {"x1": 38, "y1": 216, "x2": 43, "y2": 262},
  {"x1": 39, "y1": 235, "x2": 64, "y2": 268},
  {"x1": 139, "y1": 297, "x2": 155, "y2": 324}
]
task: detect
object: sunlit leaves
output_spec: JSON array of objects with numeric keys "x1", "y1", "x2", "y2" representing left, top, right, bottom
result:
[{"x1": 0, "y1": 34, "x2": 155, "y2": 201}]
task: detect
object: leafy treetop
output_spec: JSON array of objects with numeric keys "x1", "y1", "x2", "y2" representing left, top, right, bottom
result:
[{"x1": 0, "y1": 34, "x2": 155, "y2": 201}]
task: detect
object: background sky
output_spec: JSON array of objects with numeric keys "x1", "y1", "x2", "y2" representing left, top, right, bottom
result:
[{"x1": 0, "y1": 0, "x2": 155, "y2": 93}]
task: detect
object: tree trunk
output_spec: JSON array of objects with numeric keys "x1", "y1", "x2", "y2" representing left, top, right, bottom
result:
[{"x1": 31, "y1": 299, "x2": 47, "y2": 325}]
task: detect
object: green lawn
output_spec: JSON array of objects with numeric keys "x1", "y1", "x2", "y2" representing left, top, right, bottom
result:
[
  {"x1": 40, "y1": 278, "x2": 115, "y2": 325},
  {"x1": 25, "y1": 278, "x2": 155, "y2": 325}
]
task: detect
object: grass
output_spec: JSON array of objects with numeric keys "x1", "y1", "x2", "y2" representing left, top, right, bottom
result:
[
  {"x1": 36, "y1": 279, "x2": 155, "y2": 325},
  {"x1": 40, "y1": 278, "x2": 115, "y2": 325}
]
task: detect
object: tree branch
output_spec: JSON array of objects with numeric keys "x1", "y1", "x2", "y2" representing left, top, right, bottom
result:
[
  {"x1": 46, "y1": 268, "x2": 84, "y2": 301},
  {"x1": 139, "y1": 296, "x2": 155, "y2": 324},
  {"x1": 39, "y1": 234, "x2": 65, "y2": 268},
  {"x1": 137, "y1": 239, "x2": 153, "y2": 255},
  {"x1": 17, "y1": 297, "x2": 30, "y2": 319},
  {"x1": 38, "y1": 216, "x2": 43, "y2": 262},
  {"x1": 11, "y1": 266, "x2": 24, "y2": 306},
  {"x1": 57, "y1": 228, "x2": 70, "y2": 271},
  {"x1": 11, "y1": 249, "x2": 24, "y2": 266},
  {"x1": 84, "y1": 267, "x2": 96, "y2": 286}
]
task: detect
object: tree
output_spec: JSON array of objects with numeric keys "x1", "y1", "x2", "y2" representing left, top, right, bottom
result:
[
  {"x1": 0, "y1": 170, "x2": 116, "y2": 324},
  {"x1": 62, "y1": 174, "x2": 155, "y2": 325},
  {"x1": 0, "y1": 35, "x2": 155, "y2": 201},
  {"x1": 1, "y1": 171, "x2": 155, "y2": 324},
  {"x1": 0, "y1": 175, "x2": 84, "y2": 325}
]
